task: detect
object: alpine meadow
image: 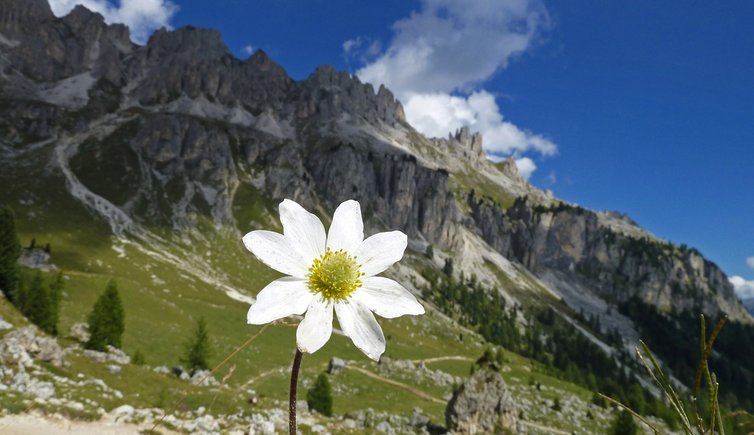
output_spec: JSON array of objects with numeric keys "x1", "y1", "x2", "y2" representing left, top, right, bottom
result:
[{"x1": 1, "y1": 0, "x2": 753, "y2": 434}]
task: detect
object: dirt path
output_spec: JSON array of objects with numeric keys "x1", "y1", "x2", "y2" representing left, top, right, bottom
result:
[
  {"x1": 520, "y1": 420, "x2": 572, "y2": 434},
  {"x1": 345, "y1": 365, "x2": 445, "y2": 404},
  {"x1": 0, "y1": 413, "x2": 180, "y2": 435},
  {"x1": 240, "y1": 366, "x2": 287, "y2": 387},
  {"x1": 410, "y1": 355, "x2": 473, "y2": 364}
]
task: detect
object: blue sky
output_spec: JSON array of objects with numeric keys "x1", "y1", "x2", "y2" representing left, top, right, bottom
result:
[{"x1": 48, "y1": 0, "x2": 754, "y2": 293}]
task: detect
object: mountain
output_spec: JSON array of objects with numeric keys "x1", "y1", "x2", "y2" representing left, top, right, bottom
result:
[
  {"x1": 1, "y1": 0, "x2": 753, "y2": 431},
  {"x1": 744, "y1": 297, "x2": 754, "y2": 315}
]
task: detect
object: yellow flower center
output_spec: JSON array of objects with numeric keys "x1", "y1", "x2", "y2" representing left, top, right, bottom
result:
[{"x1": 307, "y1": 248, "x2": 364, "y2": 300}]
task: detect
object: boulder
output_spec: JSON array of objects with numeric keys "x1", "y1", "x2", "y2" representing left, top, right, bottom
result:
[
  {"x1": 0, "y1": 315, "x2": 12, "y2": 330},
  {"x1": 327, "y1": 357, "x2": 346, "y2": 374},
  {"x1": 69, "y1": 322, "x2": 90, "y2": 343},
  {"x1": 106, "y1": 345, "x2": 131, "y2": 365},
  {"x1": 445, "y1": 368, "x2": 519, "y2": 434},
  {"x1": 190, "y1": 369, "x2": 219, "y2": 386}
]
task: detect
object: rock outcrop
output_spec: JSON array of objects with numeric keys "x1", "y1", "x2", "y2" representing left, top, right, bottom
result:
[
  {"x1": 0, "y1": 326, "x2": 66, "y2": 367},
  {"x1": 445, "y1": 368, "x2": 520, "y2": 434}
]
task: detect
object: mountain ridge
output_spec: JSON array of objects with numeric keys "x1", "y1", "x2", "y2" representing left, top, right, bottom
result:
[{"x1": 1, "y1": 1, "x2": 749, "y2": 326}]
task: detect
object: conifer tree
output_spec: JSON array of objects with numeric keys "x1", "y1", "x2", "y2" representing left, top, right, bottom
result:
[
  {"x1": 182, "y1": 317, "x2": 211, "y2": 372},
  {"x1": 0, "y1": 206, "x2": 21, "y2": 302},
  {"x1": 611, "y1": 410, "x2": 638, "y2": 435},
  {"x1": 48, "y1": 271, "x2": 64, "y2": 335},
  {"x1": 307, "y1": 373, "x2": 333, "y2": 416},
  {"x1": 86, "y1": 280, "x2": 125, "y2": 351},
  {"x1": 24, "y1": 272, "x2": 55, "y2": 334}
]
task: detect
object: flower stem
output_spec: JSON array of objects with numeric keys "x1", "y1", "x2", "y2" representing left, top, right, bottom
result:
[{"x1": 289, "y1": 349, "x2": 303, "y2": 434}]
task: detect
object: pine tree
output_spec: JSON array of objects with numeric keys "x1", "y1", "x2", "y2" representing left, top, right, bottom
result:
[
  {"x1": 443, "y1": 257, "x2": 454, "y2": 276},
  {"x1": 0, "y1": 206, "x2": 21, "y2": 302},
  {"x1": 307, "y1": 373, "x2": 333, "y2": 417},
  {"x1": 48, "y1": 271, "x2": 64, "y2": 335},
  {"x1": 86, "y1": 280, "x2": 125, "y2": 351},
  {"x1": 182, "y1": 317, "x2": 211, "y2": 372},
  {"x1": 24, "y1": 272, "x2": 55, "y2": 334}
]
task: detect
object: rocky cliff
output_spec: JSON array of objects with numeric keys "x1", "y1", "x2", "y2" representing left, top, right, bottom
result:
[{"x1": 1, "y1": 0, "x2": 749, "y2": 333}]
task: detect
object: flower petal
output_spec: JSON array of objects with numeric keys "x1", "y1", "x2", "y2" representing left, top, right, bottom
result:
[
  {"x1": 279, "y1": 199, "x2": 326, "y2": 266},
  {"x1": 243, "y1": 230, "x2": 309, "y2": 278},
  {"x1": 296, "y1": 298, "x2": 333, "y2": 354},
  {"x1": 247, "y1": 277, "x2": 313, "y2": 325},
  {"x1": 326, "y1": 200, "x2": 364, "y2": 253},
  {"x1": 352, "y1": 277, "x2": 425, "y2": 319},
  {"x1": 335, "y1": 300, "x2": 386, "y2": 361},
  {"x1": 353, "y1": 231, "x2": 408, "y2": 277}
]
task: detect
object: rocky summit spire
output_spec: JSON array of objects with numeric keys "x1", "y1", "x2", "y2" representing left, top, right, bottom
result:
[{"x1": 451, "y1": 127, "x2": 485, "y2": 159}]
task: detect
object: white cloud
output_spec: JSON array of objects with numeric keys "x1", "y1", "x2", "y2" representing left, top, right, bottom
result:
[
  {"x1": 48, "y1": 0, "x2": 178, "y2": 44},
  {"x1": 343, "y1": 37, "x2": 362, "y2": 55},
  {"x1": 353, "y1": 0, "x2": 555, "y2": 176},
  {"x1": 343, "y1": 37, "x2": 382, "y2": 65},
  {"x1": 514, "y1": 157, "x2": 536, "y2": 180},
  {"x1": 357, "y1": 0, "x2": 548, "y2": 96},
  {"x1": 731, "y1": 276, "x2": 754, "y2": 300},
  {"x1": 544, "y1": 171, "x2": 557, "y2": 185},
  {"x1": 242, "y1": 45, "x2": 254, "y2": 56},
  {"x1": 403, "y1": 91, "x2": 556, "y2": 157},
  {"x1": 747, "y1": 256, "x2": 754, "y2": 270}
]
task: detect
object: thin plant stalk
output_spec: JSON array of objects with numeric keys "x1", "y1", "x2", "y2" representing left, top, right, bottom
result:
[{"x1": 289, "y1": 349, "x2": 303, "y2": 434}]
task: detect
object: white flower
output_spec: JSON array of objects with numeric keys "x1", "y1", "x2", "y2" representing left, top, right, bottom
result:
[{"x1": 243, "y1": 199, "x2": 425, "y2": 361}]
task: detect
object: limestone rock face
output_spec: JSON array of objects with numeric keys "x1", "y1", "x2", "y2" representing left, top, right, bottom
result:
[
  {"x1": 445, "y1": 368, "x2": 519, "y2": 434},
  {"x1": 0, "y1": 1, "x2": 132, "y2": 83},
  {"x1": 466, "y1": 195, "x2": 751, "y2": 322}
]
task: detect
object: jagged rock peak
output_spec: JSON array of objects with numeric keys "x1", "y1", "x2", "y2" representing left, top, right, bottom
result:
[
  {"x1": 448, "y1": 126, "x2": 485, "y2": 159},
  {"x1": 247, "y1": 49, "x2": 275, "y2": 67},
  {"x1": 298, "y1": 65, "x2": 406, "y2": 125},
  {"x1": 244, "y1": 49, "x2": 290, "y2": 81},
  {"x1": 61, "y1": 5, "x2": 131, "y2": 50},
  {"x1": 146, "y1": 26, "x2": 229, "y2": 61}
]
